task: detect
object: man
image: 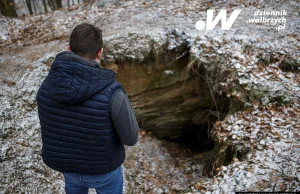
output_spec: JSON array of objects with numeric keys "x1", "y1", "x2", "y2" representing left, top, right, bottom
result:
[{"x1": 36, "y1": 23, "x2": 139, "y2": 194}]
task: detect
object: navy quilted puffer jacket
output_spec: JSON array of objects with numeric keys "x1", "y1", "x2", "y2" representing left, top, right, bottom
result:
[{"x1": 36, "y1": 51, "x2": 125, "y2": 175}]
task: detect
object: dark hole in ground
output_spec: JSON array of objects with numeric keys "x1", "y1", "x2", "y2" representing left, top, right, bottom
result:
[{"x1": 168, "y1": 124, "x2": 215, "y2": 153}]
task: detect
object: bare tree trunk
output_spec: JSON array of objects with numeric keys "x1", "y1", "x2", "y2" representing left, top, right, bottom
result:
[
  {"x1": 42, "y1": 0, "x2": 48, "y2": 13},
  {"x1": 26, "y1": 0, "x2": 33, "y2": 15},
  {"x1": 47, "y1": 0, "x2": 56, "y2": 11},
  {"x1": 32, "y1": 0, "x2": 37, "y2": 15},
  {"x1": 55, "y1": 0, "x2": 62, "y2": 9},
  {"x1": 0, "y1": 0, "x2": 18, "y2": 17}
]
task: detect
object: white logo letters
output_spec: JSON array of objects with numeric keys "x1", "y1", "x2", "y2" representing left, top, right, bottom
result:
[{"x1": 196, "y1": 10, "x2": 241, "y2": 30}]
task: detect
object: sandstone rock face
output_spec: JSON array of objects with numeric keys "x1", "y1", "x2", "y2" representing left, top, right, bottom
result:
[
  {"x1": 104, "y1": 58, "x2": 227, "y2": 138},
  {"x1": 101, "y1": 28, "x2": 230, "y2": 140}
]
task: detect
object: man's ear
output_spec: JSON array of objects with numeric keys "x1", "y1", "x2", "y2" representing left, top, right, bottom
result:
[
  {"x1": 67, "y1": 45, "x2": 70, "y2": 51},
  {"x1": 97, "y1": 48, "x2": 104, "y2": 60}
]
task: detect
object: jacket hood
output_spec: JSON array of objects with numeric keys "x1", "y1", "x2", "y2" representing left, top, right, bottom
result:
[{"x1": 47, "y1": 51, "x2": 116, "y2": 104}]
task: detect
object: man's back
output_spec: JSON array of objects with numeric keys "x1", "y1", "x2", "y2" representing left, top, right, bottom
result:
[{"x1": 36, "y1": 23, "x2": 138, "y2": 194}]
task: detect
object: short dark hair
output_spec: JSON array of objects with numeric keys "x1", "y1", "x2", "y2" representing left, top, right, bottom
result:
[{"x1": 70, "y1": 23, "x2": 103, "y2": 60}]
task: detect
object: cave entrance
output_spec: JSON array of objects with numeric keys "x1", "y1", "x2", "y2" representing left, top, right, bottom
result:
[
  {"x1": 168, "y1": 124, "x2": 215, "y2": 153},
  {"x1": 103, "y1": 48, "x2": 232, "y2": 178}
]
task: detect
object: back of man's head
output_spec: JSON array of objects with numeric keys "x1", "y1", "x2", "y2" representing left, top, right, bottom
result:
[{"x1": 70, "y1": 23, "x2": 103, "y2": 60}]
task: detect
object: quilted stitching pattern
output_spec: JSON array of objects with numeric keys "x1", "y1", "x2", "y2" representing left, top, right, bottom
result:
[{"x1": 37, "y1": 51, "x2": 126, "y2": 175}]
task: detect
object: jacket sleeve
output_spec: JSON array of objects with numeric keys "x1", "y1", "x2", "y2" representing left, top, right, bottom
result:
[{"x1": 110, "y1": 90, "x2": 139, "y2": 146}]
